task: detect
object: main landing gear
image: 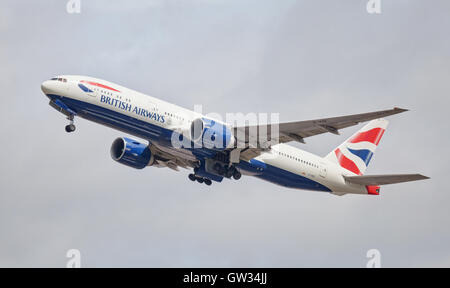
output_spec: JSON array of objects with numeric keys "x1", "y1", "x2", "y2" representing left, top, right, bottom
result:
[
  {"x1": 65, "y1": 115, "x2": 76, "y2": 133},
  {"x1": 188, "y1": 173, "x2": 212, "y2": 186},
  {"x1": 214, "y1": 163, "x2": 241, "y2": 180}
]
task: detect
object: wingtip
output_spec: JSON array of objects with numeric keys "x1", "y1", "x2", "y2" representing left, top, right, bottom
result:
[
  {"x1": 393, "y1": 107, "x2": 409, "y2": 113},
  {"x1": 419, "y1": 174, "x2": 430, "y2": 180}
]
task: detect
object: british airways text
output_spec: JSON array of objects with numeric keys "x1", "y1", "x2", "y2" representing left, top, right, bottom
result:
[{"x1": 100, "y1": 95, "x2": 165, "y2": 123}]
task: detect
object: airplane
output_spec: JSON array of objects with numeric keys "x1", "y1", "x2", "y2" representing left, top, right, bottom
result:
[{"x1": 41, "y1": 75, "x2": 429, "y2": 196}]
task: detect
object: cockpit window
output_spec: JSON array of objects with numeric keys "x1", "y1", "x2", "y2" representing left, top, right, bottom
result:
[{"x1": 50, "y1": 77, "x2": 67, "y2": 82}]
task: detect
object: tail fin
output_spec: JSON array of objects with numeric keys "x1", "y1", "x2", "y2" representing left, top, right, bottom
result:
[{"x1": 324, "y1": 119, "x2": 388, "y2": 175}]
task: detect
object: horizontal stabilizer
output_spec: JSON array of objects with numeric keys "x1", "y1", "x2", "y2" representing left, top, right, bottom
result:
[{"x1": 344, "y1": 174, "x2": 429, "y2": 186}]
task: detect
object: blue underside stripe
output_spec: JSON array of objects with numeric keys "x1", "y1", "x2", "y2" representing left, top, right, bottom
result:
[{"x1": 238, "y1": 159, "x2": 331, "y2": 192}]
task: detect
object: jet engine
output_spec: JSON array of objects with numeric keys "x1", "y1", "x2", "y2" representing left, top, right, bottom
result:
[
  {"x1": 190, "y1": 118, "x2": 235, "y2": 150},
  {"x1": 110, "y1": 137, "x2": 154, "y2": 169}
]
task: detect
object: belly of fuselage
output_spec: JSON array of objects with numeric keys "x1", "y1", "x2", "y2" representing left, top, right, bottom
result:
[{"x1": 238, "y1": 159, "x2": 331, "y2": 192}]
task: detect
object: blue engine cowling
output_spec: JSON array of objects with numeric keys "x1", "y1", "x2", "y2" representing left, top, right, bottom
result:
[
  {"x1": 190, "y1": 118, "x2": 235, "y2": 150},
  {"x1": 110, "y1": 137, "x2": 154, "y2": 169}
]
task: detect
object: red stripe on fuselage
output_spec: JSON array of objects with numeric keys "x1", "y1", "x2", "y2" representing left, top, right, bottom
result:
[
  {"x1": 335, "y1": 148, "x2": 362, "y2": 175},
  {"x1": 349, "y1": 128, "x2": 385, "y2": 145},
  {"x1": 81, "y1": 80, "x2": 120, "y2": 92}
]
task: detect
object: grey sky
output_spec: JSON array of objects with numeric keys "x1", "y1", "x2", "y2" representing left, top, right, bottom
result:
[{"x1": 0, "y1": 0, "x2": 449, "y2": 267}]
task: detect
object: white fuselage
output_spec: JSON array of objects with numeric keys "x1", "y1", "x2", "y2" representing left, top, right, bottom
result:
[{"x1": 41, "y1": 75, "x2": 369, "y2": 195}]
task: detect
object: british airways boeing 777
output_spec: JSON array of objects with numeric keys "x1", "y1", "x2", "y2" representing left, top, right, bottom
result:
[{"x1": 41, "y1": 75, "x2": 428, "y2": 196}]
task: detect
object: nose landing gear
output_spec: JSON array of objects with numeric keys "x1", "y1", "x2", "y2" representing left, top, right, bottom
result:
[
  {"x1": 65, "y1": 115, "x2": 76, "y2": 133},
  {"x1": 65, "y1": 124, "x2": 76, "y2": 133}
]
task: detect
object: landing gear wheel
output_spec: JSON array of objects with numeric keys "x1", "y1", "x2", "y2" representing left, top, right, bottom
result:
[
  {"x1": 65, "y1": 115, "x2": 76, "y2": 133},
  {"x1": 225, "y1": 167, "x2": 234, "y2": 178},
  {"x1": 204, "y1": 179, "x2": 212, "y2": 186},
  {"x1": 188, "y1": 174, "x2": 196, "y2": 181},
  {"x1": 232, "y1": 170, "x2": 241, "y2": 180},
  {"x1": 196, "y1": 178, "x2": 204, "y2": 184},
  {"x1": 65, "y1": 124, "x2": 76, "y2": 133}
]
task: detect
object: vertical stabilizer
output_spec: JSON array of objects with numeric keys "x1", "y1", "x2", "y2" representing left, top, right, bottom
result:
[{"x1": 324, "y1": 119, "x2": 388, "y2": 175}]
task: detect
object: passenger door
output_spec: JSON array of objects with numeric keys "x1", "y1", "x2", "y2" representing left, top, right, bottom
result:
[{"x1": 319, "y1": 162, "x2": 327, "y2": 178}]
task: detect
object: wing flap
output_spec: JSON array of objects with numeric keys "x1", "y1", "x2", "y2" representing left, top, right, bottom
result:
[
  {"x1": 344, "y1": 174, "x2": 429, "y2": 186},
  {"x1": 150, "y1": 143, "x2": 198, "y2": 170}
]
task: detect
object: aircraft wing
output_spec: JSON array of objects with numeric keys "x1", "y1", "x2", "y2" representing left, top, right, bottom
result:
[
  {"x1": 233, "y1": 107, "x2": 408, "y2": 161},
  {"x1": 344, "y1": 174, "x2": 430, "y2": 186},
  {"x1": 234, "y1": 107, "x2": 407, "y2": 146},
  {"x1": 150, "y1": 143, "x2": 198, "y2": 171}
]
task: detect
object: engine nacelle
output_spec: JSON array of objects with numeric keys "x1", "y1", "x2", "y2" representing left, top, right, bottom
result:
[
  {"x1": 190, "y1": 118, "x2": 235, "y2": 150},
  {"x1": 110, "y1": 137, "x2": 154, "y2": 169}
]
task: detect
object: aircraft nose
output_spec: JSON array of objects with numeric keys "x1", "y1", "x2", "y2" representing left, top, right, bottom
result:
[{"x1": 41, "y1": 80, "x2": 54, "y2": 95}]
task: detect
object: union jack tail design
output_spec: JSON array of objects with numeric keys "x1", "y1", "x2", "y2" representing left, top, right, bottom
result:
[{"x1": 324, "y1": 119, "x2": 388, "y2": 175}]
